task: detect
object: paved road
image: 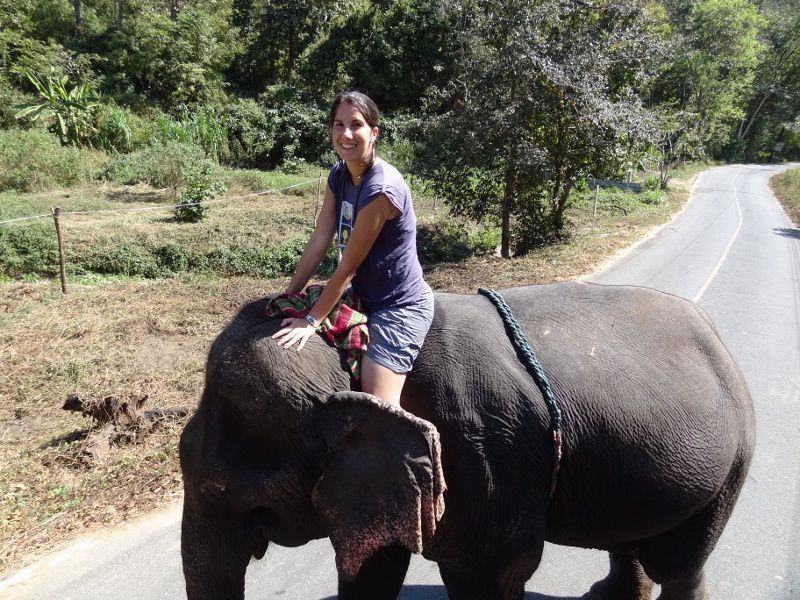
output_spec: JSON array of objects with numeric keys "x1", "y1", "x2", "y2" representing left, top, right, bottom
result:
[{"x1": 2, "y1": 164, "x2": 798, "y2": 599}]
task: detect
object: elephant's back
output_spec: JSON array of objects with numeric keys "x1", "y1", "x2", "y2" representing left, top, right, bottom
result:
[{"x1": 418, "y1": 282, "x2": 754, "y2": 546}]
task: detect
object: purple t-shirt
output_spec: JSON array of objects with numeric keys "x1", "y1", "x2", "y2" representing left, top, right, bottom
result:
[{"x1": 328, "y1": 160, "x2": 426, "y2": 312}]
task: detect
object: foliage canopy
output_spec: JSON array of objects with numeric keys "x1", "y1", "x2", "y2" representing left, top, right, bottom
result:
[{"x1": 0, "y1": 0, "x2": 797, "y2": 252}]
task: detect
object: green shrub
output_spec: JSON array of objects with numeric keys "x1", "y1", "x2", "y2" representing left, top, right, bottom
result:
[
  {"x1": 92, "y1": 105, "x2": 133, "y2": 153},
  {"x1": 217, "y1": 166, "x2": 321, "y2": 195},
  {"x1": 0, "y1": 222, "x2": 59, "y2": 278},
  {"x1": 642, "y1": 176, "x2": 660, "y2": 191},
  {"x1": 153, "y1": 243, "x2": 204, "y2": 273},
  {"x1": 780, "y1": 165, "x2": 800, "y2": 191},
  {"x1": 596, "y1": 187, "x2": 639, "y2": 214},
  {"x1": 83, "y1": 243, "x2": 162, "y2": 278},
  {"x1": 173, "y1": 163, "x2": 225, "y2": 223},
  {"x1": 100, "y1": 141, "x2": 206, "y2": 190},
  {"x1": 0, "y1": 78, "x2": 36, "y2": 129},
  {"x1": 125, "y1": 111, "x2": 158, "y2": 149},
  {"x1": 0, "y1": 224, "x2": 310, "y2": 280},
  {"x1": 258, "y1": 86, "x2": 328, "y2": 168},
  {"x1": 417, "y1": 218, "x2": 499, "y2": 264},
  {"x1": 380, "y1": 137, "x2": 420, "y2": 175},
  {"x1": 0, "y1": 129, "x2": 103, "y2": 192},
  {"x1": 640, "y1": 190, "x2": 665, "y2": 205},
  {"x1": 221, "y1": 98, "x2": 274, "y2": 168},
  {"x1": 204, "y1": 239, "x2": 305, "y2": 278},
  {"x1": 380, "y1": 113, "x2": 424, "y2": 173}
]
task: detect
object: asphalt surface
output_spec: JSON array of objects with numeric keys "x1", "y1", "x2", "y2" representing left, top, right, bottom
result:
[{"x1": 2, "y1": 163, "x2": 798, "y2": 599}]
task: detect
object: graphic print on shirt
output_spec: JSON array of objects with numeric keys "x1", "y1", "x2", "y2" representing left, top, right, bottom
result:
[{"x1": 338, "y1": 200, "x2": 354, "y2": 261}]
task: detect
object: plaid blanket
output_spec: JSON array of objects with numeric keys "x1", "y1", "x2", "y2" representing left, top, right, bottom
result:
[{"x1": 266, "y1": 284, "x2": 369, "y2": 380}]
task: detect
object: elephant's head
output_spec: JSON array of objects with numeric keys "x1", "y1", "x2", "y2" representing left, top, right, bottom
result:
[{"x1": 180, "y1": 309, "x2": 446, "y2": 597}]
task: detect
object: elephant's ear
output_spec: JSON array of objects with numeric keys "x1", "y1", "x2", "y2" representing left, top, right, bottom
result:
[{"x1": 312, "y1": 391, "x2": 446, "y2": 580}]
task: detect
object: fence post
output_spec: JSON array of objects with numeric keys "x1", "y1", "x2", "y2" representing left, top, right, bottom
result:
[
  {"x1": 50, "y1": 207, "x2": 67, "y2": 294},
  {"x1": 593, "y1": 185, "x2": 599, "y2": 217},
  {"x1": 313, "y1": 171, "x2": 323, "y2": 225}
]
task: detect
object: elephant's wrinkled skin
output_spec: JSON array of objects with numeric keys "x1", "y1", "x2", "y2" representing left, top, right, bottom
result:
[{"x1": 180, "y1": 282, "x2": 754, "y2": 600}]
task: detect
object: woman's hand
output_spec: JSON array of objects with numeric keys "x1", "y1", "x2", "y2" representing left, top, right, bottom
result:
[{"x1": 272, "y1": 317, "x2": 317, "y2": 351}]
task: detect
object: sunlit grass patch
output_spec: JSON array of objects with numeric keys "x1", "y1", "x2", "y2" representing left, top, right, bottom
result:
[{"x1": 771, "y1": 165, "x2": 800, "y2": 226}]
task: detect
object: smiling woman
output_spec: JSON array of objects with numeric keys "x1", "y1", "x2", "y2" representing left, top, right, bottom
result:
[{"x1": 271, "y1": 91, "x2": 434, "y2": 406}]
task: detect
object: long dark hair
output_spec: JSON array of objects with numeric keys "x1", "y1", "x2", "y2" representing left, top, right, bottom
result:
[{"x1": 329, "y1": 91, "x2": 380, "y2": 175}]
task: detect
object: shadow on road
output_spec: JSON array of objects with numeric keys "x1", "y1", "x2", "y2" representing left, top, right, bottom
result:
[
  {"x1": 773, "y1": 227, "x2": 800, "y2": 239},
  {"x1": 321, "y1": 585, "x2": 583, "y2": 599}
]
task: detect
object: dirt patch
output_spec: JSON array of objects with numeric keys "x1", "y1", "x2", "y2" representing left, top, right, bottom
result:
[{"x1": 134, "y1": 334, "x2": 198, "y2": 372}]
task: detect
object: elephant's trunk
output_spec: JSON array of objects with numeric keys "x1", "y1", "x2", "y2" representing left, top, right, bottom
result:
[{"x1": 182, "y1": 485, "x2": 253, "y2": 600}]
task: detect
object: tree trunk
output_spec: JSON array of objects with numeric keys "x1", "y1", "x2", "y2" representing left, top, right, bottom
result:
[
  {"x1": 501, "y1": 152, "x2": 516, "y2": 259},
  {"x1": 286, "y1": 25, "x2": 298, "y2": 80},
  {"x1": 738, "y1": 91, "x2": 772, "y2": 141},
  {"x1": 114, "y1": 0, "x2": 123, "y2": 31},
  {"x1": 73, "y1": 0, "x2": 82, "y2": 28},
  {"x1": 170, "y1": 0, "x2": 181, "y2": 20},
  {"x1": 552, "y1": 175, "x2": 573, "y2": 234}
]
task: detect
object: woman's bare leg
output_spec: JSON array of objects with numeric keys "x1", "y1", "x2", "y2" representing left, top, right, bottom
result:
[{"x1": 361, "y1": 355, "x2": 406, "y2": 405}]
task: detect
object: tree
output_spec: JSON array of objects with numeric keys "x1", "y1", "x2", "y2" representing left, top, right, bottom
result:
[
  {"x1": 298, "y1": 0, "x2": 459, "y2": 111},
  {"x1": 732, "y1": 0, "x2": 800, "y2": 159},
  {"x1": 228, "y1": 0, "x2": 341, "y2": 94},
  {"x1": 651, "y1": 0, "x2": 767, "y2": 159},
  {"x1": 424, "y1": 0, "x2": 662, "y2": 257},
  {"x1": 101, "y1": 4, "x2": 236, "y2": 108}
]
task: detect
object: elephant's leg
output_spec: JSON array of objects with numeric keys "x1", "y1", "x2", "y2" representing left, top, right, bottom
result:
[
  {"x1": 438, "y1": 545, "x2": 543, "y2": 600},
  {"x1": 638, "y1": 485, "x2": 740, "y2": 600},
  {"x1": 182, "y1": 488, "x2": 255, "y2": 600},
  {"x1": 337, "y1": 545, "x2": 411, "y2": 600},
  {"x1": 587, "y1": 552, "x2": 654, "y2": 600}
]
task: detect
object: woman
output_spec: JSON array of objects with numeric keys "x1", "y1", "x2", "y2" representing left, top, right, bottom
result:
[{"x1": 271, "y1": 91, "x2": 433, "y2": 406}]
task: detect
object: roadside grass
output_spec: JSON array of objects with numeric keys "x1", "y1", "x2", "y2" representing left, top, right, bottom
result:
[
  {"x1": 0, "y1": 168, "x2": 321, "y2": 222},
  {"x1": 0, "y1": 174, "x2": 325, "y2": 281},
  {"x1": 771, "y1": 165, "x2": 800, "y2": 226},
  {"x1": 0, "y1": 169, "x2": 699, "y2": 575}
]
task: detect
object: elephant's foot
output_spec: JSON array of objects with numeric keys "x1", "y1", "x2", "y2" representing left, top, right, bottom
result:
[
  {"x1": 439, "y1": 546, "x2": 542, "y2": 600},
  {"x1": 656, "y1": 574, "x2": 709, "y2": 600},
  {"x1": 587, "y1": 552, "x2": 654, "y2": 600}
]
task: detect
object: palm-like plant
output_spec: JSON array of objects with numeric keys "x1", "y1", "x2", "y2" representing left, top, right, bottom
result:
[{"x1": 14, "y1": 68, "x2": 100, "y2": 148}]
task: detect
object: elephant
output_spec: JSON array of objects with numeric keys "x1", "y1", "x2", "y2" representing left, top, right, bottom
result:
[{"x1": 179, "y1": 281, "x2": 755, "y2": 600}]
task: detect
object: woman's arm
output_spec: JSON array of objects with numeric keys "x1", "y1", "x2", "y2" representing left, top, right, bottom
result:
[
  {"x1": 308, "y1": 194, "x2": 397, "y2": 320},
  {"x1": 284, "y1": 183, "x2": 337, "y2": 294},
  {"x1": 272, "y1": 194, "x2": 398, "y2": 351}
]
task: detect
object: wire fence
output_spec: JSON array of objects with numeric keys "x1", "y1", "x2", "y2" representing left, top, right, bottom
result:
[{"x1": 0, "y1": 175, "x2": 326, "y2": 294}]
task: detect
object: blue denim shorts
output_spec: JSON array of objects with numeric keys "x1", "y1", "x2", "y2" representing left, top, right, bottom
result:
[{"x1": 366, "y1": 285, "x2": 435, "y2": 374}]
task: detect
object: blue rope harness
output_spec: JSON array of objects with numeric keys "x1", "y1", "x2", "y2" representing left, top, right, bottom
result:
[{"x1": 478, "y1": 287, "x2": 563, "y2": 500}]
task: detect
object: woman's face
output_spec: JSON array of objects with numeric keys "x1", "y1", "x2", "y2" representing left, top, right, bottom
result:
[{"x1": 331, "y1": 103, "x2": 378, "y2": 165}]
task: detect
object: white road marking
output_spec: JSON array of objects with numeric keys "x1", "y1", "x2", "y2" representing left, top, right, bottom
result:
[{"x1": 692, "y1": 180, "x2": 743, "y2": 303}]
